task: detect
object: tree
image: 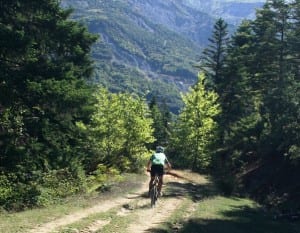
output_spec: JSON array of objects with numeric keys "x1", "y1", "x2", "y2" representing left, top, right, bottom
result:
[
  {"x1": 0, "y1": 0, "x2": 98, "y2": 169},
  {"x1": 199, "y1": 18, "x2": 230, "y2": 89},
  {"x1": 210, "y1": 0, "x2": 300, "y2": 200},
  {"x1": 87, "y1": 88, "x2": 154, "y2": 172},
  {"x1": 219, "y1": 19, "x2": 261, "y2": 152},
  {"x1": 171, "y1": 73, "x2": 221, "y2": 171},
  {"x1": 0, "y1": 0, "x2": 97, "y2": 209},
  {"x1": 284, "y1": 0, "x2": 300, "y2": 164},
  {"x1": 250, "y1": 0, "x2": 294, "y2": 158},
  {"x1": 149, "y1": 97, "x2": 172, "y2": 147}
]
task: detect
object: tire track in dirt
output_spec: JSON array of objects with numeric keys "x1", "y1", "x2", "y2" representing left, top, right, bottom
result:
[
  {"x1": 28, "y1": 170, "x2": 208, "y2": 233},
  {"x1": 126, "y1": 195, "x2": 185, "y2": 233},
  {"x1": 79, "y1": 219, "x2": 110, "y2": 233},
  {"x1": 28, "y1": 181, "x2": 149, "y2": 233},
  {"x1": 125, "y1": 172, "x2": 196, "y2": 233},
  {"x1": 27, "y1": 197, "x2": 122, "y2": 233}
]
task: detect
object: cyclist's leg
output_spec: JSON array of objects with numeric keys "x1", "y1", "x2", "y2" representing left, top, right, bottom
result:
[
  {"x1": 158, "y1": 175, "x2": 163, "y2": 195},
  {"x1": 149, "y1": 165, "x2": 156, "y2": 195},
  {"x1": 157, "y1": 165, "x2": 164, "y2": 195},
  {"x1": 149, "y1": 176, "x2": 154, "y2": 193}
]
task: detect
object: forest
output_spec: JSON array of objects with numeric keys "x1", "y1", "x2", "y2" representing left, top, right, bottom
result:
[{"x1": 0, "y1": 0, "x2": 299, "y2": 217}]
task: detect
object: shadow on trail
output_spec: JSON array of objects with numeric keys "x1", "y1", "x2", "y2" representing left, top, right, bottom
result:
[
  {"x1": 124, "y1": 174, "x2": 217, "y2": 212},
  {"x1": 142, "y1": 175, "x2": 300, "y2": 233},
  {"x1": 164, "y1": 179, "x2": 216, "y2": 202},
  {"x1": 147, "y1": 204, "x2": 300, "y2": 233}
]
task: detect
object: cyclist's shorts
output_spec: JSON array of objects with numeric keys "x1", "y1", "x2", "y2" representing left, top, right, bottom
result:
[{"x1": 151, "y1": 164, "x2": 164, "y2": 177}]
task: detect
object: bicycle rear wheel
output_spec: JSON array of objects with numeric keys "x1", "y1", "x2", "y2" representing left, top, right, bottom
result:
[{"x1": 150, "y1": 185, "x2": 158, "y2": 207}]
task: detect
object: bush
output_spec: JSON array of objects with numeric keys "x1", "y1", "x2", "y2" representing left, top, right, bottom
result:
[
  {"x1": 0, "y1": 174, "x2": 13, "y2": 205},
  {"x1": 0, "y1": 167, "x2": 88, "y2": 210},
  {"x1": 87, "y1": 164, "x2": 122, "y2": 192},
  {"x1": 36, "y1": 168, "x2": 87, "y2": 206},
  {"x1": 0, "y1": 173, "x2": 40, "y2": 211}
]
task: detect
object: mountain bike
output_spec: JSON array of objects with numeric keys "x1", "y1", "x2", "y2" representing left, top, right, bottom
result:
[{"x1": 149, "y1": 173, "x2": 160, "y2": 208}]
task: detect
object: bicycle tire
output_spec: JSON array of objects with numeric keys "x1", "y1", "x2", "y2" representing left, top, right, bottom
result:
[
  {"x1": 150, "y1": 185, "x2": 157, "y2": 207},
  {"x1": 150, "y1": 176, "x2": 159, "y2": 207}
]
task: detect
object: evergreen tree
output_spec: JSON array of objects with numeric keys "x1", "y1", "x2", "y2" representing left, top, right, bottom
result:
[
  {"x1": 199, "y1": 18, "x2": 230, "y2": 89},
  {"x1": 219, "y1": 20, "x2": 261, "y2": 155},
  {"x1": 149, "y1": 97, "x2": 171, "y2": 147},
  {"x1": 0, "y1": 0, "x2": 97, "y2": 208},
  {"x1": 251, "y1": 0, "x2": 293, "y2": 157},
  {"x1": 210, "y1": 0, "x2": 300, "y2": 200}
]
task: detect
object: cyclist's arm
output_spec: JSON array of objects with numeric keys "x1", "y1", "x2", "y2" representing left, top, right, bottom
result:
[
  {"x1": 146, "y1": 160, "x2": 152, "y2": 171},
  {"x1": 165, "y1": 156, "x2": 171, "y2": 170}
]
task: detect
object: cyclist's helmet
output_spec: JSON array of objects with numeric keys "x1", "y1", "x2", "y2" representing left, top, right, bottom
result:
[{"x1": 156, "y1": 146, "x2": 164, "y2": 153}]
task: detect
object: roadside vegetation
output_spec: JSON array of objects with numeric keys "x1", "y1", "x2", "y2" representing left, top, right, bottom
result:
[
  {"x1": 1, "y1": 171, "x2": 299, "y2": 233},
  {"x1": 0, "y1": 1, "x2": 300, "y2": 231},
  {"x1": 0, "y1": 173, "x2": 147, "y2": 233}
]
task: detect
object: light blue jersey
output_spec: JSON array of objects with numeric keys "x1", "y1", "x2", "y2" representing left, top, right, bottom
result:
[{"x1": 150, "y1": 152, "x2": 168, "y2": 165}]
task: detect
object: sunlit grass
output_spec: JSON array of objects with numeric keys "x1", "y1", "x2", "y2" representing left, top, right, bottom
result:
[
  {"x1": 178, "y1": 196, "x2": 300, "y2": 233},
  {"x1": 0, "y1": 173, "x2": 147, "y2": 233}
]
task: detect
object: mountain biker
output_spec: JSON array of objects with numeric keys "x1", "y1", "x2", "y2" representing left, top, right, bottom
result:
[{"x1": 147, "y1": 146, "x2": 171, "y2": 196}]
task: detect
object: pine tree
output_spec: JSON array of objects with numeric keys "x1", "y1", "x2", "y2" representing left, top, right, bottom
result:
[
  {"x1": 0, "y1": 1, "x2": 97, "y2": 173},
  {"x1": 199, "y1": 18, "x2": 230, "y2": 90},
  {"x1": 251, "y1": 0, "x2": 293, "y2": 157},
  {"x1": 149, "y1": 97, "x2": 171, "y2": 147}
]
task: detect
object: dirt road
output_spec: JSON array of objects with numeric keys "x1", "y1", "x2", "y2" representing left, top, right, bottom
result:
[{"x1": 28, "y1": 170, "x2": 209, "y2": 233}]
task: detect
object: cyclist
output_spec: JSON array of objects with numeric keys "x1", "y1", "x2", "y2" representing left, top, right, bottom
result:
[{"x1": 147, "y1": 146, "x2": 171, "y2": 196}]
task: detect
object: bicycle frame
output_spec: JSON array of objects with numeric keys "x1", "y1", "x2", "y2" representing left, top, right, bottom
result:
[{"x1": 150, "y1": 174, "x2": 160, "y2": 207}]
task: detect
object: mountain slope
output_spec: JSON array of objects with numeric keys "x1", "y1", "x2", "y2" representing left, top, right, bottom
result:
[
  {"x1": 61, "y1": 0, "x2": 263, "y2": 112},
  {"x1": 184, "y1": 0, "x2": 264, "y2": 25},
  {"x1": 62, "y1": 0, "x2": 206, "y2": 112}
]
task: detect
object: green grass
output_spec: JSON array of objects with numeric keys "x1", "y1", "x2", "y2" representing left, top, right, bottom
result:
[
  {"x1": 56, "y1": 208, "x2": 118, "y2": 233},
  {"x1": 0, "y1": 199, "x2": 87, "y2": 233},
  {"x1": 141, "y1": 172, "x2": 299, "y2": 233},
  {"x1": 176, "y1": 196, "x2": 300, "y2": 233},
  {"x1": 0, "y1": 173, "x2": 147, "y2": 233},
  {"x1": 146, "y1": 184, "x2": 300, "y2": 233},
  {"x1": 1, "y1": 173, "x2": 299, "y2": 233}
]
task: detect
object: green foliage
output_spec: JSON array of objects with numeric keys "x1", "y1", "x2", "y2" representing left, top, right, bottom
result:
[
  {"x1": 0, "y1": 174, "x2": 14, "y2": 206},
  {"x1": 36, "y1": 168, "x2": 86, "y2": 207},
  {"x1": 86, "y1": 164, "x2": 122, "y2": 192},
  {"x1": 171, "y1": 73, "x2": 221, "y2": 171},
  {"x1": 199, "y1": 18, "x2": 230, "y2": 88},
  {"x1": 149, "y1": 97, "x2": 172, "y2": 147},
  {"x1": 0, "y1": 173, "x2": 39, "y2": 210},
  {"x1": 0, "y1": 0, "x2": 97, "y2": 210},
  {"x1": 287, "y1": 145, "x2": 300, "y2": 165},
  {"x1": 0, "y1": 167, "x2": 87, "y2": 210},
  {"x1": 201, "y1": 0, "x2": 300, "y2": 210},
  {"x1": 85, "y1": 87, "x2": 154, "y2": 173}
]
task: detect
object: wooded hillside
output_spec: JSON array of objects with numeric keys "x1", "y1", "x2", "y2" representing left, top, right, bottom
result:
[{"x1": 0, "y1": 0, "x2": 299, "y2": 216}]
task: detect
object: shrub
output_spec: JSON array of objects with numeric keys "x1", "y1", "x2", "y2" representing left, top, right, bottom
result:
[
  {"x1": 0, "y1": 167, "x2": 88, "y2": 210},
  {"x1": 36, "y1": 168, "x2": 87, "y2": 206},
  {"x1": 0, "y1": 173, "x2": 40, "y2": 210}
]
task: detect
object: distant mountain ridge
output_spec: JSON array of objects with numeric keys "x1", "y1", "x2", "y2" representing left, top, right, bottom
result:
[
  {"x1": 61, "y1": 0, "x2": 263, "y2": 112},
  {"x1": 126, "y1": 0, "x2": 264, "y2": 44},
  {"x1": 183, "y1": 0, "x2": 264, "y2": 25}
]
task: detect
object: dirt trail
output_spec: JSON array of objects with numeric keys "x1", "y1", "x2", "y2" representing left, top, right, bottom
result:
[
  {"x1": 28, "y1": 170, "x2": 208, "y2": 233},
  {"x1": 28, "y1": 181, "x2": 149, "y2": 233},
  {"x1": 28, "y1": 196, "x2": 128, "y2": 233},
  {"x1": 127, "y1": 171, "x2": 208, "y2": 233},
  {"x1": 126, "y1": 188, "x2": 184, "y2": 232}
]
